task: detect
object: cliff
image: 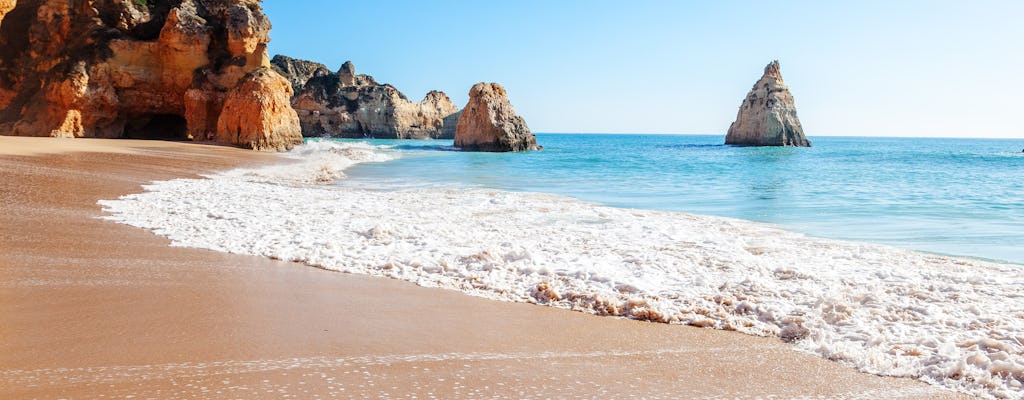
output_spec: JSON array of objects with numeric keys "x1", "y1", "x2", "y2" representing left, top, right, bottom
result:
[
  {"x1": 454, "y1": 82, "x2": 538, "y2": 152},
  {"x1": 270, "y1": 54, "x2": 330, "y2": 94},
  {"x1": 0, "y1": 0, "x2": 302, "y2": 151},
  {"x1": 271, "y1": 56, "x2": 460, "y2": 139},
  {"x1": 0, "y1": 0, "x2": 14, "y2": 27},
  {"x1": 725, "y1": 61, "x2": 810, "y2": 147}
]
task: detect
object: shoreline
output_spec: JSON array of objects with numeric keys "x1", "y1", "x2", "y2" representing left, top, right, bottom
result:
[
  {"x1": 0, "y1": 137, "x2": 968, "y2": 399},
  {"x1": 325, "y1": 134, "x2": 1024, "y2": 265}
]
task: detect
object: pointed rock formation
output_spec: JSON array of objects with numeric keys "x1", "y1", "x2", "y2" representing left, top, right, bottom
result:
[
  {"x1": 270, "y1": 55, "x2": 331, "y2": 94},
  {"x1": 0, "y1": 0, "x2": 302, "y2": 151},
  {"x1": 272, "y1": 57, "x2": 460, "y2": 139},
  {"x1": 454, "y1": 82, "x2": 538, "y2": 152},
  {"x1": 725, "y1": 61, "x2": 810, "y2": 147}
]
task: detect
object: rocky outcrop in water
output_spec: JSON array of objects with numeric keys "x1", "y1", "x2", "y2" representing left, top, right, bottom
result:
[
  {"x1": 0, "y1": 0, "x2": 302, "y2": 151},
  {"x1": 271, "y1": 56, "x2": 460, "y2": 139},
  {"x1": 454, "y1": 82, "x2": 538, "y2": 152},
  {"x1": 725, "y1": 61, "x2": 810, "y2": 147}
]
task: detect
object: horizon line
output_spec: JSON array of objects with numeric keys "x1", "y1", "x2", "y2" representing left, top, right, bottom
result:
[{"x1": 533, "y1": 132, "x2": 1024, "y2": 140}]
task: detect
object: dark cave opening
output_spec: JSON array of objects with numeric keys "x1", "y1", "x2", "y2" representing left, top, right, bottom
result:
[{"x1": 123, "y1": 114, "x2": 189, "y2": 140}]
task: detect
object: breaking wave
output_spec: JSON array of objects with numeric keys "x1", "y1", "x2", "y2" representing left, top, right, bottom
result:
[{"x1": 99, "y1": 141, "x2": 1024, "y2": 399}]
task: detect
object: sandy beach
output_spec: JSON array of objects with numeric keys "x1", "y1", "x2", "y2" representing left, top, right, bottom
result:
[{"x1": 0, "y1": 137, "x2": 969, "y2": 399}]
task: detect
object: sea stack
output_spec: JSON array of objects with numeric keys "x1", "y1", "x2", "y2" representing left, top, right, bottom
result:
[
  {"x1": 0, "y1": 0, "x2": 303, "y2": 151},
  {"x1": 725, "y1": 61, "x2": 810, "y2": 147},
  {"x1": 454, "y1": 82, "x2": 538, "y2": 152}
]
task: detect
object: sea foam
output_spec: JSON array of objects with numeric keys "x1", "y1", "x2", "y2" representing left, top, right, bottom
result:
[{"x1": 99, "y1": 141, "x2": 1024, "y2": 399}]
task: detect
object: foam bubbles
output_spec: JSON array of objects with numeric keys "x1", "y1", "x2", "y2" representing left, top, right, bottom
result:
[
  {"x1": 216, "y1": 139, "x2": 394, "y2": 185},
  {"x1": 99, "y1": 141, "x2": 1024, "y2": 399}
]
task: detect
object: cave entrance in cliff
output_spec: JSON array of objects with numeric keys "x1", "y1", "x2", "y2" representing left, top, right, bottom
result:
[{"x1": 123, "y1": 114, "x2": 189, "y2": 140}]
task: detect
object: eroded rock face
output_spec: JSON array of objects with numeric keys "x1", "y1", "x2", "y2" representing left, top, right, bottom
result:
[
  {"x1": 272, "y1": 56, "x2": 459, "y2": 139},
  {"x1": 454, "y1": 82, "x2": 538, "y2": 152},
  {"x1": 270, "y1": 54, "x2": 330, "y2": 94},
  {"x1": 725, "y1": 61, "x2": 810, "y2": 147},
  {"x1": 0, "y1": 0, "x2": 302, "y2": 151},
  {"x1": 216, "y1": 67, "x2": 301, "y2": 151},
  {"x1": 0, "y1": 0, "x2": 16, "y2": 28}
]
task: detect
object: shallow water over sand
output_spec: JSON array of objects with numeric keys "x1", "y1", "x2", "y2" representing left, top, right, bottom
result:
[
  {"x1": 99, "y1": 140, "x2": 1024, "y2": 398},
  {"x1": 338, "y1": 134, "x2": 1024, "y2": 264}
]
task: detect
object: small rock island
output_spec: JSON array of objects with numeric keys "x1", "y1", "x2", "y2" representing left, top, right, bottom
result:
[
  {"x1": 454, "y1": 82, "x2": 539, "y2": 152},
  {"x1": 725, "y1": 61, "x2": 810, "y2": 147}
]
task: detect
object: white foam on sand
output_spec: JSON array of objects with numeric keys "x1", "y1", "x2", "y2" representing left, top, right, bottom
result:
[
  {"x1": 218, "y1": 139, "x2": 394, "y2": 185},
  {"x1": 99, "y1": 141, "x2": 1024, "y2": 399}
]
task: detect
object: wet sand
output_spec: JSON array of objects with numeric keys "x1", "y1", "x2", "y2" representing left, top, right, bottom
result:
[{"x1": 0, "y1": 137, "x2": 969, "y2": 399}]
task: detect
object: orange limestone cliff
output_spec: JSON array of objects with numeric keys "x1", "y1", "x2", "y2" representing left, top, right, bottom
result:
[
  {"x1": 454, "y1": 82, "x2": 538, "y2": 152},
  {"x1": 0, "y1": 0, "x2": 301, "y2": 151},
  {"x1": 725, "y1": 61, "x2": 810, "y2": 147},
  {"x1": 0, "y1": 0, "x2": 14, "y2": 25}
]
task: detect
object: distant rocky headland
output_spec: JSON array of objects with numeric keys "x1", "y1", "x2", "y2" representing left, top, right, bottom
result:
[
  {"x1": 725, "y1": 61, "x2": 810, "y2": 147},
  {"x1": 0, "y1": 0, "x2": 303, "y2": 151},
  {"x1": 272, "y1": 56, "x2": 538, "y2": 152},
  {"x1": 271, "y1": 56, "x2": 460, "y2": 140}
]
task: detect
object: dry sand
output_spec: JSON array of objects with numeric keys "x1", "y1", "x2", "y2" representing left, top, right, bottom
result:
[{"x1": 0, "y1": 137, "x2": 970, "y2": 399}]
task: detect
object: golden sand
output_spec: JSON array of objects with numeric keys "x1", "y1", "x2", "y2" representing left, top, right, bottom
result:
[{"x1": 0, "y1": 137, "x2": 969, "y2": 398}]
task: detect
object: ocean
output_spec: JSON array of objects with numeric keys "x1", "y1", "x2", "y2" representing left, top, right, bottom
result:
[
  {"x1": 337, "y1": 134, "x2": 1024, "y2": 265},
  {"x1": 99, "y1": 134, "x2": 1024, "y2": 399}
]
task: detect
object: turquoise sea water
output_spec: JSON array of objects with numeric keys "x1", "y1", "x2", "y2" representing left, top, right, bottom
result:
[{"x1": 329, "y1": 134, "x2": 1024, "y2": 264}]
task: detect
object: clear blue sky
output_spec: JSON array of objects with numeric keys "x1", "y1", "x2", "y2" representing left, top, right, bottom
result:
[{"x1": 264, "y1": 1, "x2": 1023, "y2": 138}]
